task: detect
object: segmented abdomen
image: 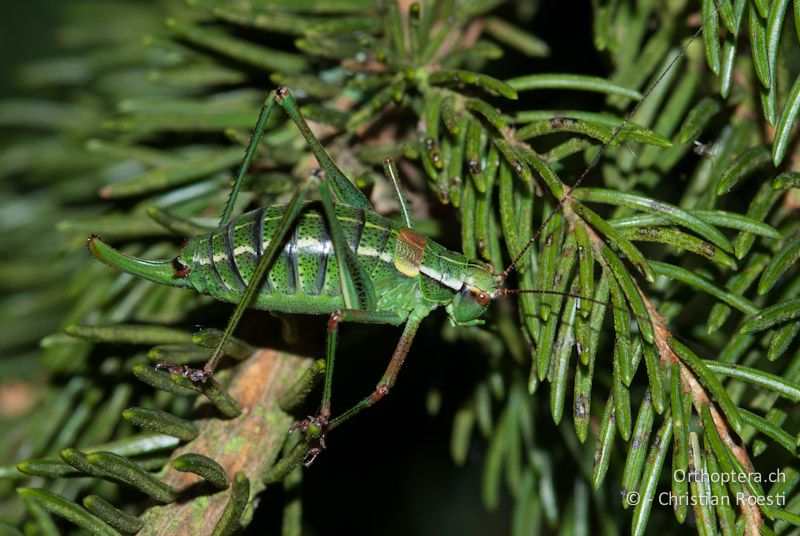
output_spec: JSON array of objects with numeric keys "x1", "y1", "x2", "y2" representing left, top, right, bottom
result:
[{"x1": 183, "y1": 202, "x2": 401, "y2": 314}]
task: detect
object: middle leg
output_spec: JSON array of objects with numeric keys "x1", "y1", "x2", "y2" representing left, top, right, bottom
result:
[
  {"x1": 291, "y1": 308, "x2": 407, "y2": 465},
  {"x1": 291, "y1": 308, "x2": 428, "y2": 466},
  {"x1": 329, "y1": 311, "x2": 426, "y2": 431}
]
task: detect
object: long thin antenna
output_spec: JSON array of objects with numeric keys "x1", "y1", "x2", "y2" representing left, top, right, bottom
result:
[
  {"x1": 499, "y1": 23, "x2": 707, "y2": 281},
  {"x1": 498, "y1": 288, "x2": 607, "y2": 305},
  {"x1": 496, "y1": 289, "x2": 650, "y2": 324}
]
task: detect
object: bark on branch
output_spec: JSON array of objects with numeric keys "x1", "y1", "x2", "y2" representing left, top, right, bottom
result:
[{"x1": 139, "y1": 349, "x2": 311, "y2": 535}]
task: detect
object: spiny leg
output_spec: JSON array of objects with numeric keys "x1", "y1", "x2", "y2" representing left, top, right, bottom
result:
[
  {"x1": 216, "y1": 85, "x2": 374, "y2": 274},
  {"x1": 298, "y1": 159, "x2": 420, "y2": 458},
  {"x1": 219, "y1": 90, "x2": 277, "y2": 226},
  {"x1": 281, "y1": 170, "x2": 384, "y2": 461},
  {"x1": 288, "y1": 170, "x2": 386, "y2": 437},
  {"x1": 305, "y1": 159, "x2": 422, "y2": 437},
  {"x1": 277, "y1": 89, "x2": 371, "y2": 210},
  {"x1": 220, "y1": 86, "x2": 371, "y2": 225}
]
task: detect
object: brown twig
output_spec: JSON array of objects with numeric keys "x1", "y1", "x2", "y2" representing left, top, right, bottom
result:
[
  {"x1": 647, "y1": 303, "x2": 762, "y2": 535},
  {"x1": 492, "y1": 61, "x2": 765, "y2": 531},
  {"x1": 138, "y1": 349, "x2": 311, "y2": 536},
  {"x1": 566, "y1": 201, "x2": 763, "y2": 533}
]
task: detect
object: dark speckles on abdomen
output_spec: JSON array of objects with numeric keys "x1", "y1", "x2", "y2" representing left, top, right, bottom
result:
[
  {"x1": 284, "y1": 226, "x2": 299, "y2": 295},
  {"x1": 226, "y1": 220, "x2": 246, "y2": 290}
]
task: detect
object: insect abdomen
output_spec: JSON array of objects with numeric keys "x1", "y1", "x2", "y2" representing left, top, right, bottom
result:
[{"x1": 183, "y1": 202, "x2": 404, "y2": 314}]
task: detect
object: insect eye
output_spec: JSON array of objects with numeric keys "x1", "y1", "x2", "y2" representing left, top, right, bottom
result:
[{"x1": 474, "y1": 291, "x2": 491, "y2": 306}]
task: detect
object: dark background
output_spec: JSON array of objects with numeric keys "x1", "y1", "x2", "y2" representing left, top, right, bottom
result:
[{"x1": 1, "y1": 0, "x2": 60, "y2": 98}]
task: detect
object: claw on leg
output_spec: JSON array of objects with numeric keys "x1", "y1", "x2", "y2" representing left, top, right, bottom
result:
[
  {"x1": 302, "y1": 447, "x2": 324, "y2": 467},
  {"x1": 154, "y1": 363, "x2": 211, "y2": 383},
  {"x1": 289, "y1": 414, "x2": 329, "y2": 466}
]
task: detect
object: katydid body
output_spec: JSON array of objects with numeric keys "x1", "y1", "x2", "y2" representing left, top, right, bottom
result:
[
  {"x1": 92, "y1": 201, "x2": 497, "y2": 324},
  {"x1": 87, "y1": 76, "x2": 670, "y2": 463}
]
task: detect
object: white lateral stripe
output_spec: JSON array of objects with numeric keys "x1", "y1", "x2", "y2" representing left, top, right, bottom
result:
[
  {"x1": 233, "y1": 245, "x2": 256, "y2": 256},
  {"x1": 419, "y1": 264, "x2": 463, "y2": 290},
  {"x1": 193, "y1": 239, "x2": 395, "y2": 267}
]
